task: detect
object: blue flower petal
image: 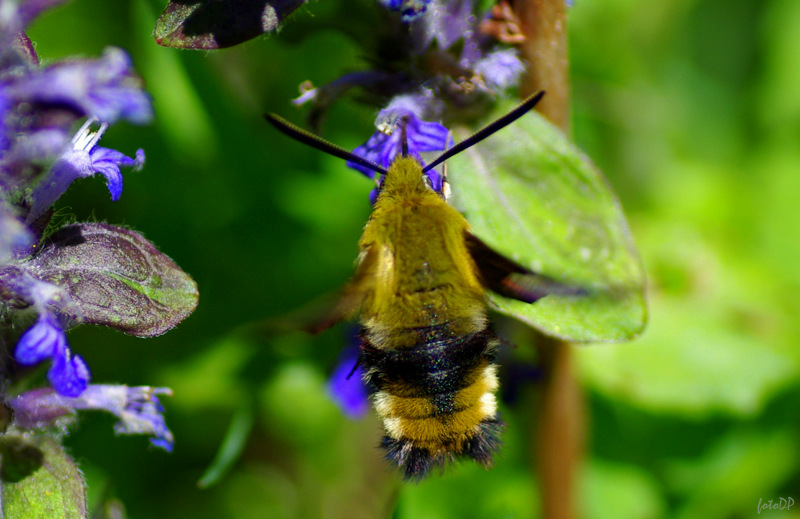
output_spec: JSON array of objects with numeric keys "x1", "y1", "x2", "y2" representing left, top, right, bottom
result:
[
  {"x1": 348, "y1": 107, "x2": 451, "y2": 195},
  {"x1": 328, "y1": 345, "x2": 369, "y2": 419},
  {"x1": 15, "y1": 314, "x2": 63, "y2": 365},
  {"x1": 27, "y1": 123, "x2": 145, "y2": 221},
  {"x1": 405, "y1": 115, "x2": 451, "y2": 153},
  {"x1": 150, "y1": 438, "x2": 174, "y2": 452},
  {"x1": 110, "y1": 386, "x2": 174, "y2": 451},
  {"x1": 16, "y1": 313, "x2": 91, "y2": 397},
  {"x1": 48, "y1": 350, "x2": 90, "y2": 397},
  {"x1": 89, "y1": 146, "x2": 143, "y2": 201}
]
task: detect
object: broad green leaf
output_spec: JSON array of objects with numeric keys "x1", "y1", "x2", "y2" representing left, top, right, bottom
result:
[
  {"x1": 2, "y1": 434, "x2": 87, "y2": 518},
  {"x1": 30, "y1": 223, "x2": 198, "y2": 337},
  {"x1": 154, "y1": 0, "x2": 306, "y2": 50},
  {"x1": 450, "y1": 104, "x2": 646, "y2": 342}
]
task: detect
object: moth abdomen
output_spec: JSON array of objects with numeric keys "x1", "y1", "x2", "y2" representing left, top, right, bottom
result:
[{"x1": 360, "y1": 326, "x2": 504, "y2": 479}]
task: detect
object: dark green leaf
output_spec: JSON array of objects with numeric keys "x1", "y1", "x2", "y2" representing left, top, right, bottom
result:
[
  {"x1": 29, "y1": 223, "x2": 198, "y2": 337},
  {"x1": 1, "y1": 434, "x2": 87, "y2": 518},
  {"x1": 450, "y1": 104, "x2": 646, "y2": 342},
  {"x1": 0, "y1": 435, "x2": 44, "y2": 483},
  {"x1": 154, "y1": 0, "x2": 306, "y2": 50}
]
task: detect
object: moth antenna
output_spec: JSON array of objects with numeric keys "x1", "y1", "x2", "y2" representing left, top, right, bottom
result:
[
  {"x1": 423, "y1": 91, "x2": 545, "y2": 174},
  {"x1": 264, "y1": 112, "x2": 388, "y2": 177}
]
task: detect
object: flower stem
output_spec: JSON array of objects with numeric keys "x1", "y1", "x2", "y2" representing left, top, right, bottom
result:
[
  {"x1": 515, "y1": 0, "x2": 570, "y2": 132},
  {"x1": 513, "y1": 1, "x2": 584, "y2": 518}
]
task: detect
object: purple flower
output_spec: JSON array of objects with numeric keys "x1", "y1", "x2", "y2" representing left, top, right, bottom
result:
[
  {"x1": 6, "y1": 47, "x2": 152, "y2": 125},
  {"x1": 0, "y1": 45, "x2": 151, "y2": 190},
  {"x1": 26, "y1": 119, "x2": 145, "y2": 223},
  {"x1": 410, "y1": 0, "x2": 474, "y2": 52},
  {"x1": 473, "y1": 48, "x2": 525, "y2": 93},
  {"x1": 8, "y1": 385, "x2": 174, "y2": 451},
  {"x1": 328, "y1": 344, "x2": 369, "y2": 419},
  {"x1": 15, "y1": 313, "x2": 90, "y2": 397},
  {"x1": 347, "y1": 93, "x2": 451, "y2": 195}
]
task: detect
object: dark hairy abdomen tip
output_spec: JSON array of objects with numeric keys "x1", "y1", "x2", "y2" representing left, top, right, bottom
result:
[{"x1": 381, "y1": 417, "x2": 505, "y2": 481}]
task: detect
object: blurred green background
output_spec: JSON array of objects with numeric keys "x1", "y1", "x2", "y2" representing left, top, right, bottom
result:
[{"x1": 25, "y1": 0, "x2": 800, "y2": 517}]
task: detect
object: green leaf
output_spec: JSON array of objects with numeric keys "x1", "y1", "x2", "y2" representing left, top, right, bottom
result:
[
  {"x1": 663, "y1": 429, "x2": 798, "y2": 519},
  {"x1": 30, "y1": 223, "x2": 198, "y2": 337},
  {"x1": 154, "y1": 0, "x2": 306, "y2": 50},
  {"x1": 197, "y1": 405, "x2": 255, "y2": 489},
  {"x1": 0, "y1": 435, "x2": 44, "y2": 484},
  {"x1": 2, "y1": 434, "x2": 87, "y2": 519},
  {"x1": 450, "y1": 104, "x2": 646, "y2": 342}
]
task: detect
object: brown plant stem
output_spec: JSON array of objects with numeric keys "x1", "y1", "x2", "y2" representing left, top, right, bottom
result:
[
  {"x1": 515, "y1": 0, "x2": 570, "y2": 132},
  {"x1": 513, "y1": 1, "x2": 585, "y2": 518}
]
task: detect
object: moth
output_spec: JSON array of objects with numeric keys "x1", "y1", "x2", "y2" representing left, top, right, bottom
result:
[{"x1": 265, "y1": 92, "x2": 579, "y2": 479}]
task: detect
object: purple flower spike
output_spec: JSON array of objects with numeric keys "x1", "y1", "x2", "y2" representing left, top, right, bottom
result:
[
  {"x1": 9, "y1": 47, "x2": 153, "y2": 125},
  {"x1": 15, "y1": 313, "x2": 91, "y2": 397},
  {"x1": 328, "y1": 345, "x2": 369, "y2": 419},
  {"x1": 27, "y1": 119, "x2": 145, "y2": 223},
  {"x1": 8, "y1": 385, "x2": 175, "y2": 451}
]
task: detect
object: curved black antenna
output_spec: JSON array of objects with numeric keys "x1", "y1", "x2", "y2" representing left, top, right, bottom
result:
[
  {"x1": 422, "y1": 91, "x2": 545, "y2": 174},
  {"x1": 264, "y1": 113, "x2": 388, "y2": 177}
]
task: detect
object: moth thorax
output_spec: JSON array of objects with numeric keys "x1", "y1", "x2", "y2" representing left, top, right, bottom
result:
[{"x1": 382, "y1": 156, "x2": 432, "y2": 196}]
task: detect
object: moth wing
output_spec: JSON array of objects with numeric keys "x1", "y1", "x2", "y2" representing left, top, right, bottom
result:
[
  {"x1": 258, "y1": 244, "x2": 379, "y2": 335},
  {"x1": 465, "y1": 232, "x2": 584, "y2": 303},
  {"x1": 309, "y1": 243, "x2": 379, "y2": 333}
]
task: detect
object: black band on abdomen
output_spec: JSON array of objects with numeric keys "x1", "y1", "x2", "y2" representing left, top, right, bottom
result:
[{"x1": 359, "y1": 325, "x2": 496, "y2": 398}]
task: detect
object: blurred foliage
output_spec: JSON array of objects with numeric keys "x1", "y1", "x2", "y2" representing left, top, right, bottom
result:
[{"x1": 23, "y1": 0, "x2": 800, "y2": 517}]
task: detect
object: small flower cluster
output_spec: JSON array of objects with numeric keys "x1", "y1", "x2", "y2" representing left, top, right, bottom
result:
[
  {"x1": 290, "y1": 0, "x2": 528, "y2": 416},
  {"x1": 0, "y1": 1, "x2": 195, "y2": 450},
  {"x1": 296, "y1": 0, "x2": 526, "y2": 203}
]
